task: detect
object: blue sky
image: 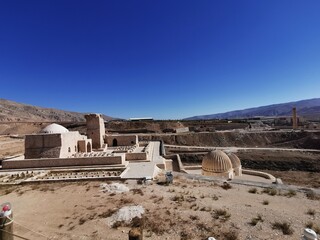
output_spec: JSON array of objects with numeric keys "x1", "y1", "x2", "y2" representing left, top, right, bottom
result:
[{"x1": 0, "y1": 1, "x2": 320, "y2": 119}]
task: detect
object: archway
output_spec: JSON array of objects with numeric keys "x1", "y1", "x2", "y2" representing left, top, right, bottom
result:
[
  {"x1": 87, "y1": 142, "x2": 92, "y2": 152},
  {"x1": 113, "y1": 138, "x2": 118, "y2": 147}
]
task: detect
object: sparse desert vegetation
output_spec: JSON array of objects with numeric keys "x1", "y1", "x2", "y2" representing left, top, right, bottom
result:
[{"x1": 0, "y1": 171, "x2": 320, "y2": 239}]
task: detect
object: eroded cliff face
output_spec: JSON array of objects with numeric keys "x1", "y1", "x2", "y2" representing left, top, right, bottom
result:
[{"x1": 139, "y1": 131, "x2": 320, "y2": 149}]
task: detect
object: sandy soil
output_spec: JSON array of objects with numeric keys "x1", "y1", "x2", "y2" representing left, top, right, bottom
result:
[
  {"x1": 0, "y1": 136, "x2": 24, "y2": 159},
  {"x1": 1, "y1": 176, "x2": 319, "y2": 240}
]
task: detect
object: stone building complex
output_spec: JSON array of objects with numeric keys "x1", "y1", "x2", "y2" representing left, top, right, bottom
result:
[
  {"x1": 2, "y1": 114, "x2": 171, "y2": 180},
  {"x1": 1, "y1": 114, "x2": 276, "y2": 184}
]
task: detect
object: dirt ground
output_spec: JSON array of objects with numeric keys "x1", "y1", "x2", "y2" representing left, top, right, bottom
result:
[
  {"x1": 1, "y1": 176, "x2": 320, "y2": 240},
  {"x1": 0, "y1": 136, "x2": 24, "y2": 159}
]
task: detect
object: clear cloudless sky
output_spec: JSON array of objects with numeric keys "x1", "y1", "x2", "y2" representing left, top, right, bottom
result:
[{"x1": 0, "y1": 0, "x2": 320, "y2": 119}]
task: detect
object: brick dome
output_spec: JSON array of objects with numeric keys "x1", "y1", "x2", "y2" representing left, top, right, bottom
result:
[
  {"x1": 227, "y1": 153, "x2": 241, "y2": 168},
  {"x1": 202, "y1": 150, "x2": 233, "y2": 174}
]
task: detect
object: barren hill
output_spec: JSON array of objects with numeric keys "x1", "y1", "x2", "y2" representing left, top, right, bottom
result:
[
  {"x1": 0, "y1": 99, "x2": 114, "y2": 122},
  {"x1": 186, "y1": 98, "x2": 320, "y2": 120}
]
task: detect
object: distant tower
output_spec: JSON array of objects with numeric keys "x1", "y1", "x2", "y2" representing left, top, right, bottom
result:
[
  {"x1": 292, "y1": 107, "x2": 298, "y2": 129},
  {"x1": 85, "y1": 114, "x2": 105, "y2": 149}
]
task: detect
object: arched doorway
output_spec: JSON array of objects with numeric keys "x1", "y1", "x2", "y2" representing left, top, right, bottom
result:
[
  {"x1": 112, "y1": 138, "x2": 118, "y2": 147},
  {"x1": 87, "y1": 142, "x2": 92, "y2": 152}
]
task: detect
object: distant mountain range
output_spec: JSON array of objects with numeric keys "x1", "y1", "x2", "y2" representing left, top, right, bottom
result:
[
  {"x1": 185, "y1": 98, "x2": 320, "y2": 120},
  {"x1": 0, "y1": 99, "x2": 114, "y2": 122}
]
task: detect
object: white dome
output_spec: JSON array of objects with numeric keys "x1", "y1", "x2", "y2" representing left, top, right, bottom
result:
[{"x1": 40, "y1": 123, "x2": 69, "y2": 134}]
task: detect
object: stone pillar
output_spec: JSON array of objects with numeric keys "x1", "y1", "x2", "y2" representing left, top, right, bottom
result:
[
  {"x1": 85, "y1": 114, "x2": 105, "y2": 149},
  {"x1": 292, "y1": 107, "x2": 298, "y2": 129}
]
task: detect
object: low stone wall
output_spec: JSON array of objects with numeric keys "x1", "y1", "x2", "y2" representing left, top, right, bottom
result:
[
  {"x1": 125, "y1": 152, "x2": 147, "y2": 161},
  {"x1": 2, "y1": 156, "x2": 125, "y2": 169},
  {"x1": 242, "y1": 169, "x2": 276, "y2": 182},
  {"x1": 184, "y1": 165, "x2": 202, "y2": 170}
]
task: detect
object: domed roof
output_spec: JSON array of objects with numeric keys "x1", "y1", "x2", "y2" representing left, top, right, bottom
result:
[
  {"x1": 227, "y1": 153, "x2": 241, "y2": 168},
  {"x1": 202, "y1": 150, "x2": 233, "y2": 173},
  {"x1": 40, "y1": 123, "x2": 69, "y2": 134}
]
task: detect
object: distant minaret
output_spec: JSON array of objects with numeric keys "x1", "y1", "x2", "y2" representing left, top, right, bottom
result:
[{"x1": 292, "y1": 107, "x2": 298, "y2": 129}]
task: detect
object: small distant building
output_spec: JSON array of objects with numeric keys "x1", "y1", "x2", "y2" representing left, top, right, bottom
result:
[
  {"x1": 129, "y1": 117, "x2": 153, "y2": 121},
  {"x1": 175, "y1": 127, "x2": 189, "y2": 133},
  {"x1": 306, "y1": 122, "x2": 320, "y2": 130}
]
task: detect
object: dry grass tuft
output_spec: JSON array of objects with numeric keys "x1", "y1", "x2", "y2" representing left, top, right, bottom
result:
[
  {"x1": 284, "y1": 189, "x2": 297, "y2": 198},
  {"x1": 249, "y1": 214, "x2": 264, "y2": 226},
  {"x1": 262, "y1": 187, "x2": 277, "y2": 196},
  {"x1": 221, "y1": 182, "x2": 232, "y2": 190},
  {"x1": 189, "y1": 215, "x2": 199, "y2": 220},
  {"x1": 248, "y1": 188, "x2": 258, "y2": 194},
  {"x1": 130, "y1": 188, "x2": 144, "y2": 196},
  {"x1": 305, "y1": 190, "x2": 320, "y2": 200},
  {"x1": 272, "y1": 221, "x2": 294, "y2": 235},
  {"x1": 306, "y1": 209, "x2": 316, "y2": 216},
  {"x1": 171, "y1": 194, "x2": 185, "y2": 203},
  {"x1": 212, "y1": 209, "x2": 231, "y2": 222}
]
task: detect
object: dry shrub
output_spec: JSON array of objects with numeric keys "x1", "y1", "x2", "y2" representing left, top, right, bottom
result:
[
  {"x1": 180, "y1": 228, "x2": 195, "y2": 240},
  {"x1": 284, "y1": 189, "x2": 297, "y2": 198},
  {"x1": 272, "y1": 221, "x2": 294, "y2": 235},
  {"x1": 249, "y1": 214, "x2": 264, "y2": 226},
  {"x1": 144, "y1": 216, "x2": 171, "y2": 235},
  {"x1": 185, "y1": 195, "x2": 197, "y2": 202},
  {"x1": 212, "y1": 209, "x2": 231, "y2": 222},
  {"x1": 189, "y1": 215, "x2": 199, "y2": 221},
  {"x1": 262, "y1": 187, "x2": 277, "y2": 196},
  {"x1": 171, "y1": 194, "x2": 184, "y2": 202},
  {"x1": 200, "y1": 206, "x2": 211, "y2": 212},
  {"x1": 212, "y1": 194, "x2": 219, "y2": 201},
  {"x1": 196, "y1": 222, "x2": 211, "y2": 232},
  {"x1": 221, "y1": 182, "x2": 232, "y2": 190},
  {"x1": 153, "y1": 196, "x2": 164, "y2": 203},
  {"x1": 78, "y1": 217, "x2": 87, "y2": 225},
  {"x1": 130, "y1": 188, "x2": 144, "y2": 196},
  {"x1": 262, "y1": 200, "x2": 269, "y2": 205},
  {"x1": 306, "y1": 209, "x2": 316, "y2": 216},
  {"x1": 222, "y1": 230, "x2": 239, "y2": 240},
  {"x1": 305, "y1": 190, "x2": 320, "y2": 200},
  {"x1": 248, "y1": 188, "x2": 258, "y2": 194}
]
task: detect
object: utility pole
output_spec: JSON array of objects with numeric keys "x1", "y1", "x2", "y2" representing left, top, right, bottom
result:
[{"x1": 0, "y1": 202, "x2": 13, "y2": 240}]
